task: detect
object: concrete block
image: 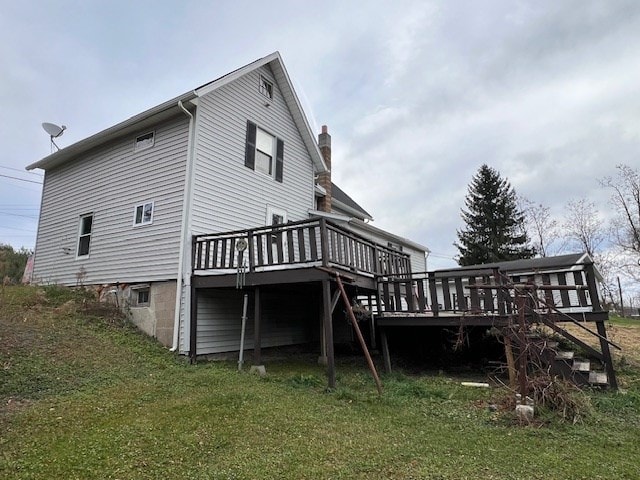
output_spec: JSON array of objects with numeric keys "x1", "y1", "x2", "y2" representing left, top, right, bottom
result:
[
  {"x1": 250, "y1": 365, "x2": 267, "y2": 377},
  {"x1": 515, "y1": 404, "x2": 535, "y2": 422}
]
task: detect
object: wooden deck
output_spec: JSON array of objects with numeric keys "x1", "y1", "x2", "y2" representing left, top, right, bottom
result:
[
  {"x1": 192, "y1": 217, "x2": 411, "y2": 280},
  {"x1": 189, "y1": 221, "x2": 618, "y2": 390},
  {"x1": 374, "y1": 261, "x2": 608, "y2": 325}
]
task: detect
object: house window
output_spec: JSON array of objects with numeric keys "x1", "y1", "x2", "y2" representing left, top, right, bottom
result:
[
  {"x1": 259, "y1": 75, "x2": 273, "y2": 99},
  {"x1": 133, "y1": 201, "x2": 154, "y2": 226},
  {"x1": 256, "y1": 128, "x2": 275, "y2": 175},
  {"x1": 77, "y1": 213, "x2": 93, "y2": 257},
  {"x1": 244, "y1": 120, "x2": 284, "y2": 182},
  {"x1": 266, "y1": 206, "x2": 287, "y2": 226},
  {"x1": 137, "y1": 289, "x2": 150, "y2": 306},
  {"x1": 131, "y1": 285, "x2": 150, "y2": 307},
  {"x1": 387, "y1": 242, "x2": 403, "y2": 252},
  {"x1": 134, "y1": 131, "x2": 155, "y2": 151}
]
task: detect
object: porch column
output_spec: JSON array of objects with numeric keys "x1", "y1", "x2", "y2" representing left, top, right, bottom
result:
[
  {"x1": 322, "y1": 279, "x2": 336, "y2": 388},
  {"x1": 253, "y1": 287, "x2": 262, "y2": 365}
]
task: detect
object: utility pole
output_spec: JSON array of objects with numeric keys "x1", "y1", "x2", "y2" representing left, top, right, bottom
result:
[{"x1": 617, "y1": 276, "x2": 624, "y2": 316}]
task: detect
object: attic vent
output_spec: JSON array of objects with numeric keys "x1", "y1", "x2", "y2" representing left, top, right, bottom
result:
[
  {"x1": 259, "y1": 75, "x2": 273, "y2": 99},
  {"x1": 134, "y1": 131, "x2": 155, "y2": 151}
]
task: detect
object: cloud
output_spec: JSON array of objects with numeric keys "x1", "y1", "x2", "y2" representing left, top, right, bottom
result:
[{"x1": 2, "y1": 0, "x2": 640, "y2": 274}]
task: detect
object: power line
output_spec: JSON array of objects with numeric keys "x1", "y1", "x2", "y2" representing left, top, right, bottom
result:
[
  {"x1": 0, "y1": 212, "x2": 39, "y2": 219},
  {"x1": 0, "y1": 174, "x2": 43, "y2": 185},
  {"x1": 0, "y1": 165, "x2": 43, "y2": 177},
  {"x1": 0, "y1": 225, "x2": 37, "y2": 232}
]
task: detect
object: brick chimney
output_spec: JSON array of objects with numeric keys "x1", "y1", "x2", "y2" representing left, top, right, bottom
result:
[{"x1": 317, "y1": 125, "x2": 332, "y2": 213}]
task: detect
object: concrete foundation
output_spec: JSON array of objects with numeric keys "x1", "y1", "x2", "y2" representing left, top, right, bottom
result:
[{"x1": 95, "y1": 280, "x2": 177, "y2": 348}]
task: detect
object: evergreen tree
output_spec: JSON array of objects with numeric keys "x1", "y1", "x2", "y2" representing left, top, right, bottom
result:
[{"x1": 455, "y1": 165, "x2": 534, "y2": 266}]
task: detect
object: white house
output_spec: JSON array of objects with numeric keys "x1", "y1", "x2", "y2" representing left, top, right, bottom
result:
[{"x1": 27, "y1": 52, "x2": 428, "y2": 362}]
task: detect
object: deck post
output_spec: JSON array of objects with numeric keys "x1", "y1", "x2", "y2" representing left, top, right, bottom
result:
[
  {"x1": 247, "y1": 228, "x2": 255, "y2": 272},
  {"x1": 595, "y1": 320, "x2": 618, "y2": 390},
  {"x1": 189, "y1": 281, "x2": 198, "y2": 364},
  {"x1": 322, "y1": 279, "x2": 336, "y2": 389},
  {"x1": 253, "y1": 287, "x2": 262, "y2": 366},
  {"x1": 380, "y1": 327, "x2": 391, "y2": 374},
  {"x1": 320, "y1": 218, "x2": 329, "y2": 268}
]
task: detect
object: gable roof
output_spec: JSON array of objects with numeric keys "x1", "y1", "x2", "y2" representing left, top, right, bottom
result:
[
  {"x1": 331, "y1": 183, "x2": 373, "y2": 221},
  {"x1": 434, "y1": 253, "x2": 600, "y2": 279},
  {"x1": 27, "y1": 52, "x2": 327, "y2": 173}
]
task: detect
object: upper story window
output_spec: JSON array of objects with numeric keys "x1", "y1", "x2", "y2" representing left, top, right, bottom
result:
[
  {"x1": 133, "y1": 201, "x2": 154, "y2": 226},
  {"x1": 259, "y1": 75, "x2": 273, "y2": 99},
  {"x1": 387, "y1": 242, "x2": 404, "y2": 252},
  {"x1": 134, "y1": 131, "x2": 155, "y2": 152},
  {"x1": 256, "y1": 128, "x2": 275, "y2": 175},
  {"x1": 77, "y1": 213, "x2": 93, "y2": 258},
  {"x1": 244, "y1": 120, "x2": 284, "y2": 183}
]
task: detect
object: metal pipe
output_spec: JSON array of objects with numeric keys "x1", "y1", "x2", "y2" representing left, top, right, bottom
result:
[
  {"x1": 238, "y1": 294, "x2": 249, "y2": 371},
  {"x1": 171, "y1": 98, "x2": 196, "y2": 352}
]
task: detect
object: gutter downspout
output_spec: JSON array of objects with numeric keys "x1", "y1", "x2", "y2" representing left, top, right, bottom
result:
[{"x1": 171, "y1": 98, "x2": 197, "y2": 351}]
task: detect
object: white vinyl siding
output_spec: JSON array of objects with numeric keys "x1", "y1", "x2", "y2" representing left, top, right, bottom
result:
[
  {"x1": 32, "y1": 115, "x2": 189, "y2": 285},
  {"x1": 191, "y1": 65, "x2": 315, "y2": 235},
  {"x1": 343, "y1": 221, "x2": 427, "y2": 274},
  {"x1": 195, "y1": 289, "x2": 312, "y2": 355}
]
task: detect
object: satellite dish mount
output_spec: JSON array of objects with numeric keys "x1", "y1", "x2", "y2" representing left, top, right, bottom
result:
[{"x1": 42, "y1": 122, "x2": 67, "y2": 153}]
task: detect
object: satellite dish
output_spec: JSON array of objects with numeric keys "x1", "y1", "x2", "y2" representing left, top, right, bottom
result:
[{"x1": 42, "y1": 122, "x2": 67, "y2": 152}]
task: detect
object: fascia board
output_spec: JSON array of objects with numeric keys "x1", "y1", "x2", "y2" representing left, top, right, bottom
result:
[
  {"x1": 333, "y1": 199, "x2": 374, "y2": 222},
  {"x1": 349, "y1": 217, "x2": 430, "y2": 253},
  {"x1": 27, "y1": 91, "x2": 197, "y2": 171}
]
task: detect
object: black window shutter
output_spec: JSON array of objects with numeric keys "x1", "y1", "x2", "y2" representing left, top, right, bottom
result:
[
  {"x1": 244, "y1": 121, "x2": 257, "y2": 170},
  {"x1": 275, "y1": 138, "x2": 284, "y2": 183}
]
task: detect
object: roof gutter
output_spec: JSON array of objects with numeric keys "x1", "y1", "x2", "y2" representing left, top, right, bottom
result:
[{"x1": 27, "y1": 91, "x2": 198, "y2": 171}]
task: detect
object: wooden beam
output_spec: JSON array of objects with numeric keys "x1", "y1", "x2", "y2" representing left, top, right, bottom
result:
[
  {"x1": 380, "y1": 327, "x2": 392, "y2": 374},
  {"x1": 334, "y1": 274, "x2": 383, "y2": 395},
  {"x1": 253, "y1": 287, "x2": 262, "y2": 365},
  {"x1": 322, "y1": 279, "x2": 336, "y2": 389},
  {"x1": 596, "y1": 320, "x2": 618, "y2": 390},
  {"x1": 189, "y1": 282, "x2": 198, "y2": 364}
]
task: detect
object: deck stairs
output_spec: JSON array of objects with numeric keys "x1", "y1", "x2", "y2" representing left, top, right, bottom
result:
[{"x1": 525, "y1": 332, "x2": 610, "y2": 387}]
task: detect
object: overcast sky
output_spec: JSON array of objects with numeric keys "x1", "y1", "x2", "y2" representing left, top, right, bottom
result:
[{"x1": 2, "y1": 0, "x2": 639, "y2": 270}]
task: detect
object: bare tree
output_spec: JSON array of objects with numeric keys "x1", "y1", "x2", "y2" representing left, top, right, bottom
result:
[
  {"x1": 562, "y1": 198, "x2": 606, "y2": 258},
  {"x1": 600, "y1": 164, "x2": 640, "y2": 281},
  {"x1": 520, "y1": 197, "x2": 564, "y2": 257}
]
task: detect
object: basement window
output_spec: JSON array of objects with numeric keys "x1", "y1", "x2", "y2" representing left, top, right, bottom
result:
[
  {"x1": 134, "y1": 131, "x2": 155, "y2": 151},
  {"x1": 133, "y1": 201, "x2": 154, "y2": 226},
  {"x1": 131, "y1": 285, "x2": 150, "y2": 307},
  {"x1": 259, "y1": 75, "x2": 273, "y2": 99}
]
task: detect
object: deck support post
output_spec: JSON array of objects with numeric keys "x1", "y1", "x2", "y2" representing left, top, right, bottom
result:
[
  {"x1": 322, "y1": 279, "x2": 336, "y2": 389},
  {"x1": 189, "y1": 282, "x2": 198, "y2": 364},
  {"x1": 380, "y1": 327, "x2": 391, "y2": 374},
  {"x1": 253, "y1": 287, "x2": 262, "y2": 366},
  {"x1": 595, "y1": 320, "x2": 618, "y2": 390}
]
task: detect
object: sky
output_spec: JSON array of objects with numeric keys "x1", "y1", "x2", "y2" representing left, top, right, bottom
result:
[{"x1": 1, "y1": 0, "x2": 640, "y2": 271}]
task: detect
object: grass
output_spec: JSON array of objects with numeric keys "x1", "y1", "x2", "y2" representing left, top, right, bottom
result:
[{"x1": 1, "y1": 285, "x2": 640, "y2": 479}]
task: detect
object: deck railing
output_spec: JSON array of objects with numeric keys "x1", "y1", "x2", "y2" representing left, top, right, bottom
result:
[
  {"x1": 376, "y1": 262, "x2": 604, "y2": 316},
  {"x1": 192, "y1": 217, "x2": 411, "y2": 277}
]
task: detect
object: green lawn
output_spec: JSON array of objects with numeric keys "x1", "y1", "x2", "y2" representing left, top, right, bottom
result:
[{"x1": 1, "y1": 286, "x2": 639, "y2": 479}]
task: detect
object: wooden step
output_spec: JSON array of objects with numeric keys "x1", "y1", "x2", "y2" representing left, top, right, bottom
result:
[
  {"x1": 556, "y1": 350, "x2": 574, "y2": 360},
  {"x1": 572, "y1": 359, "x2": 590, "y2": 372},
  {"x1": 589, "y1": 371, "x2": 608, "y2": 385}
]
